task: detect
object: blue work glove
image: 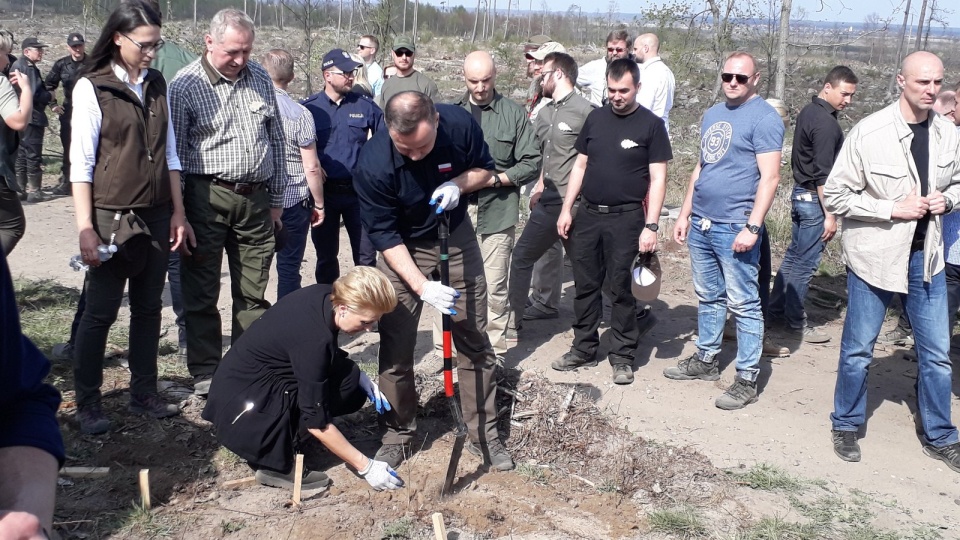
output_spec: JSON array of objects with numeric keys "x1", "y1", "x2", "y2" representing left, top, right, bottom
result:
[
  {"x1": 429, "y1": 181, "x2": 461, "y2": 214},
  {"x1": 359, "y1": 372, "x2": 391, "y2": 414},
  {"x1": 358, "y1": 458, "x2": 405, "y2": 490}
]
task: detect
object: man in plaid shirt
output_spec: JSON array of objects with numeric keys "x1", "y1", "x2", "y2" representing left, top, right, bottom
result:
[{"x1": 168, "y1": 8, "x2": 288, "y2": 396}]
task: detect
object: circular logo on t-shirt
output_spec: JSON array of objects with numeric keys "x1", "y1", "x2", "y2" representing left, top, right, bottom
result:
[{"x1": 701, "y1": 121, "x2": 732, "y2": 164}]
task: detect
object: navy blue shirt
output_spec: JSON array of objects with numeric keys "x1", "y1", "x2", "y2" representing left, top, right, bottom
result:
[
  {"x1": 355, "y1": 104, "x2": 495, "y2": 251},
  {"x1": 301, "y1": 91, "x2": 384, "y2": 184}
]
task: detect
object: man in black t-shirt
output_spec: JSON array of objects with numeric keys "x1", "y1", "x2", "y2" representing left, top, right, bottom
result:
[{"x1": 556, "y1": 58, "x2": 672, "y2": 385}]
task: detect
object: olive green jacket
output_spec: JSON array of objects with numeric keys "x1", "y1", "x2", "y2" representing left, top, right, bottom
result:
[{"x1": 455, "y1": 91, "x2": 541, "y2": 234}]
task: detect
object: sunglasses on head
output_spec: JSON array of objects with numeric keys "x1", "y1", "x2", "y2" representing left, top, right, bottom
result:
[
  {"x1": 607, "y1": 47, "x2": 625, "y2": 53},
  {"x1": 394, "y1": 49, "x2": 414, "y2": 57},
  {"x1": 721, "y1": 72, "x2": 751, "y2": 84}
]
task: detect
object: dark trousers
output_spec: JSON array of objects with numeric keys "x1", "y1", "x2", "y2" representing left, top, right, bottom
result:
[
  {"x1": 311, "y1": 192, "x2": 376, "y2": 285},
  {"x1": 376, "y1": 219, "x2": 498, "y2": 446},
  {"x1": 59, "y1": 110, "x2": 71, "y2": 179},
  {"x1": 73, "y1": 206, "x2": 170, "y2": 407},
  {"x1": 15, "y1": 124, "x2": 43, "y2": 193},
  {"x1": 181, "y1": 177, "x2": 274, "y2": 382},
  {"x1": 508, "y1": 203, "x2": 569, "y2": 327},
  {"x1": 0, "y1": 180, "x2": 25, "y2": 254},
  {"x1": 276, "y1": 200, "x2": 311, "y2": 300},
  {"x1": 569, "y1": 205, "x2": 643, "y2": 363},
  {"x1": 167, "y1": 251, "x2": 186, "y2": 349}
]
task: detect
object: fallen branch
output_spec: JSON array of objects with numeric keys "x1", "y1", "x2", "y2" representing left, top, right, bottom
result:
[{"x1": 557, "y1": 387, "x2": 576, "y2": 424}]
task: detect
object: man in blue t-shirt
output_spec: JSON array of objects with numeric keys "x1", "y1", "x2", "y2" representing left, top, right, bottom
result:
[{"x1": 665, "y1": 52, "x2": 785, "y2": 410}]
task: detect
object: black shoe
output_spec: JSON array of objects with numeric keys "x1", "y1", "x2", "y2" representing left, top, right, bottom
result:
[
  {"x1": 551, "y1": 351, "x2": 597, "y2": 371},
  {"x1": 193, "y1": 377, "x2": 212, "y2": 397},
  {"x1": 374, "y1": 443, "x2": 413, "y2": 469},
  {"x1": 255, "y1": 467, "x2": 330, "y2": 490},
  {"x1": 612, "y1": 363, "x2": 634, "y2": 385},
  {"x1": 52, "y1": 182, "x2": 71, "y2": 196},
  {"x1": 466, "y1": 438, "x2": 514, "y2": 471},
  {"x1": 129, "y1": 393, "x2": 180, "y2": 418},
  {"x1": 77, "y1": 403, "x2": 111, "y2": 435},
  {"x1": 523, "y1": 305, "x2": 559, "y2": 321},
  {"x1": 832, "y1": 430, "x2": 861, "y2": 462},
  {"x1": 922, "y1": 442, "x2": 960, "y2": 473}
]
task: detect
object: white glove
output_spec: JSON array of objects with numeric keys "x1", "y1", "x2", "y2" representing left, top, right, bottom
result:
[
  {"x1": 359, "y1": 372, "x2": 391, "y2": 414},
  {"x1": 420, "y1": 280, "x2": 459, "y2": 315},
  {"x1": 429, "y1": 181, "x2": 461, "y2": 213},
  {"x1": 358, "y1": 458, "x2": 405, "y2": 491}
]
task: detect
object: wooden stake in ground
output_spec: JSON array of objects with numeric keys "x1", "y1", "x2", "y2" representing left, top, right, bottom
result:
[
  {"x1": 292, "y1": 454, "x2": 304, "y2": 505},
  {"x1": 59, "y1": 467, "x2": 109, "y2": 479},
  {"x1": 431, "y1": 512, "x2": 447, "y2": 540},
  {"x1": 138, "y1": 469, "x2": 151, "y2": 509}
]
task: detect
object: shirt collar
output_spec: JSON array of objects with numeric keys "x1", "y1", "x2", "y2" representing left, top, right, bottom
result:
[
  {"x1": 457, "y1": 90, "x2": 501, "y2": 113},
  {"x1": 111, "y1": 61, "x2": 146, "y2": 85},
  {"x1": 201, "y1": 53, "x2": 244, "y2": 85},
  {"x1": 641, "y1": 56, "x2": 662, "y2": 68},
  {"x1": 812, "y1": 95, "x2": 839, "y2": 118},
  {"x1": 390, "y1": 118, "x2": 452, "y2": 169}
]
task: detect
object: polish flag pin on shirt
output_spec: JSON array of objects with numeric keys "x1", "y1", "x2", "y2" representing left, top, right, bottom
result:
[{"x1": 438, "y1": 163, "x2": 453, "y2": 173}]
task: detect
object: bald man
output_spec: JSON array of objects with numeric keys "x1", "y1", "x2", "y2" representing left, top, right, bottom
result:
[
  {"x1": 433, "y1": 51, "x2": 540, "y2": 357},
  {"x1": 632, "y1": 33, "x2": 675, "y2": 134},
  {"x1": 824, "y1": 51, "x2": 960, "y2": 471}
]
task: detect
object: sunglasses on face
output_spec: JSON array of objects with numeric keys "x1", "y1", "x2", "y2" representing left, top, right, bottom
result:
[
  {"x1": 721, "y1": 72, "x2": 751, "y2": 84},
  {"x1": 607, "y1": 47, "x2": 625, "y2": 53},
  {"x1": 394, "y1": 49, "x2": 414, "y2": 58},
  {"x1": 357, "y1": 44, "x2": 373, "y2": 50}
]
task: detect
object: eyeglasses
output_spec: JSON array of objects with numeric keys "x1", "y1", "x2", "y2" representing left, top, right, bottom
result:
[
  {"x1": 539, "y1": 69, "x2": 557, "y2": 79},
  {"x1": 720, "y1": 72, "x2": 751, "y2": 84},
  {"x1": 327, "y1": 70, "x2": 356, "y2": 78},
  {"x1": 120, "y1": 33, "x2": 164, "y2": 54},
  {"x1": 394, "y1": 49, "x2": 414, "y2": 58},
  {"x1": 357, "y1": 44, "x2": 374, "y2": 50},
  {"x1": 607, "y1": 47, "x2": 625, "y2": 53}
]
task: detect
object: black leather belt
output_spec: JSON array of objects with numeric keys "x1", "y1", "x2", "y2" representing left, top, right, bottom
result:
[
  {"x1": 210, "y1": 178, "x2": 264, "y2": 196},
  {"x1": 582, "y1": 201, "x2": 644, "y2": 214}
]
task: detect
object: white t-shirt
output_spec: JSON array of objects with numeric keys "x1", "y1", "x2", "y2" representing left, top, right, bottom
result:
[{"x1": 637, "y1": 57, "x2": 675, "y2": 135}]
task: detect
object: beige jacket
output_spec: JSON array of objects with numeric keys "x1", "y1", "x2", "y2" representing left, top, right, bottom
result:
[{"x1": 824, "y1": 101, "x2": 960, "y2": 293}]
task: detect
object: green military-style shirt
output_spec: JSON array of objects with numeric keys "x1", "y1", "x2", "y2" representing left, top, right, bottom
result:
[
  {"x1": 535, "y1": 91, "x2": 596, "y2": 207},
  {"x1": 455, "y1": 91, "x2": 541, "y2": 234}
]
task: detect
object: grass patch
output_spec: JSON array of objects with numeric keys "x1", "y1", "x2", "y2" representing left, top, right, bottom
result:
[
  {"x1": 381, "y1": 516, "x2": 414, "y2": 539},
  {"x1": 647, "y1": 505, "x2": 708, "y2": 538},
  {"x1": 214, "y1": 447, "x2": 243, "y2": 469},
  {"x1": 515, "y1": 462, "x2": 548, "y2": 484},
  {"x1": 220, "y1": 519, "x2": 246, "y2": 534},
  {"x1": 738, "y1": 515, "x2": 822, "y2": 539},
  {"x1": 116, "y1": 503, "x2": 175, "y2": 538},
  {"x1": 733, "y1": 463, "x2": 805, "y2": 492}
]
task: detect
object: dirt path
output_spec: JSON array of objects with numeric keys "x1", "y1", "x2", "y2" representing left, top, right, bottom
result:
[{"x1": 10, "y1": 196, "x2": 960, "y2": 538}]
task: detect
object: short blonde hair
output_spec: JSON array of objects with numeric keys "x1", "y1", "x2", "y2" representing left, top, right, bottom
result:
[
  {"x1": 350, "y1": 52, "x2": 373, "y2": 95},
  {"x1": 331, "y1": 266, "x2": 398, "y2": 315},
  {"x1": 261, "y1": 48, "x2": 294, "y2": 84}
]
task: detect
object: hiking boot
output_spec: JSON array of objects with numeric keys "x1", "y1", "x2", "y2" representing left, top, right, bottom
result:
[
  {"x1": 193, "y1": 377, "x2": 212, "y2": 397},
  {"x1": 551, "y1": 351, "x2": 597, "y2": 371},
  {"x1": 787, "y1": 325, "x2": 830, "y2": 344},
  {"x1": 636, "y1": 306, "x2": 658, "y2": 339},
  {"x1": 832, "y1": 430, "x2": 861, "y2": 462},
  {"x1": 923, "y1": 442, "x2": 960, "y2": 473},
  {"x1": 374, "y1": 443, "x2": 413, "y2": 469},
  {"x1": 26, "y1": 191, "x2": 45, "y2": 204},
  {"x1": 51, "y1": 342, "x2": 74, "y2": 363},
  {"x1": 663, "y1": 353, "x2": 720, "y2": 381},
  {"x1": 761, "y1": 338, "x2": 790, "y2": 358},
  {"x1": 611, "y1": 363, "x2": 634, "y2": 385},
  {"x1": 129, "y1": 393, "x2": 180, "y2": 419},
  {"x1": 715, "y1": 377, "x2": 758, "y2": 410},
  {"x1": 255, "y1": 467, "x2": 331, "y2": 490},
  {"x1": 523, "y1": 304, "x2": 558, "y2": 321},
  {"x1": 77, "y1": 403, "x2": 111, "y2": 435},
  {"x1": 879, "y1": 326, "x2": 914, "y2": 347},
  {"x1": 52, "y1": 182, "x2": 71, "y2": 196},
  {"x1": 466, "y1": 438, "x2": 514, "y2": 471}
]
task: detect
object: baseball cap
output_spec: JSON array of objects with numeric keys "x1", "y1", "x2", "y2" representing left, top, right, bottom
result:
[
  {"x1": 322, "y1": 48, "x2": 361, "y2": 72},
  {"x1": 631, "y1": 252, "x2": 662, "y2": 302},
  {"x1": 526, "y1": 41, "x2": 565, "y2": 61},
  {"x1": 21, "y1": 37, "x2": 49, "y2": 50},
  {"x1": 67, "y1": 33, "x2": 85, "y2": 47},
  {"x1": 392, "y1": 36, "x2": 416, "y2": 53}
]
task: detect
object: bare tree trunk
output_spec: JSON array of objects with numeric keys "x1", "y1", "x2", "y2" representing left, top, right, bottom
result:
[
  {"x1": 888, "y1": 0, "x2": 912, "y2": 96},
  {"x1": 194, "y1": 0, "x2": 198, "y2": 28},
  {"x1": 773, "y1": 0, "x2": 791, "y2": 99},
  {"x1": 338, "y1": 0, "x2": 343, "y2": 42},
  {"x1": 922, "y1": 0, "x2": 936, "y2": 48},
  {"x1": 31, "y1": 0, "x2": 34, "y2": 18},
  {"x1": 413, "y1": 0, "x2": 419, "y2": 42},
  {"x1": 914, "y1": 0, "x2": 928, "y2": 50},
  {"x1": 504, "y1": 0, "x2": 510, "y2": 40},
  {"x1": 471, "y1": 0, "x2": 481, "y2": 42},
  {"x1": 348, "y1": 0, "x2": 355, "y2": 41},
  {"x1": 403, "y1": 0, "x2": 407, "y2": 34},
  {"x1": 491, "y1": 0, "x2": 497, "y2": 40},
  {"x1": 167, "y1": 0, "x2": 173, "y2": 21},
  {"x1": 481, "y1": 0, "x2": 488, "y2": 39},
  {"x1": 527, "y1": 0, "x2": 532, "y2": 38}
]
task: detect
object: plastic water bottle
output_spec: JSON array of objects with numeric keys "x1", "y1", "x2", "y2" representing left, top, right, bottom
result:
[{"x1": 69, "y1": 244, "x2": 118, "y2": 272}]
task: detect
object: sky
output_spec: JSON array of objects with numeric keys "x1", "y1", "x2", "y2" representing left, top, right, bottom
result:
[{"x1": 420, "y1": 0, "x2": 954, "y2": 29}]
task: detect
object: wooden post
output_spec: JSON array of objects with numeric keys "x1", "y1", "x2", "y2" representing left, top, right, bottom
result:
[
  {"x1": 138, "y1": 469, "x2": 151, "y2": 509},
  {"x1": 292, "y1": 454, "x2": 304, "y2": 504},
  {"x1": 431, "y1": 512, "x2": 447, "y2": 540}
]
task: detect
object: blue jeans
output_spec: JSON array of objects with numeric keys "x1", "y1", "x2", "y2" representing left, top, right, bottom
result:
[
  {"x1": 310, "y1": 192, "x2": 376, "y2": 285},
  {"x1": 769, "y1": 186, "x2": 826, "y2": 328},
  {"x1": 688, "y1": 215, "x2": 763, "y2": 380},
  {"x1": 276, "y1": 201, "x2": 312, "y2": 300},
  {"x1": 831, "y1": 253, "x2": 958, "y2": 447}
]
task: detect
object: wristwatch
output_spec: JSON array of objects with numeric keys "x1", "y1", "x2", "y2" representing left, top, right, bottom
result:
[
  {"x1": 744, "y1": 223, "x2": 761, "y2": 235},
  {"x1": 644, "y1": 223, "x2": 659, "y2": 232},
  {"x1": 492, "y1": 174, "x2": 503, "y2": 189}
]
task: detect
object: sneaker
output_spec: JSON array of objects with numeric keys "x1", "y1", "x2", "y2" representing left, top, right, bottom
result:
[
  {"x1": 523, "y1": 305, "x2": 559, "y2": 321},
  {"x1": 51, "y1": 342, "x2": 74, "y2": 362},
  {"x1": 551, "y1": 351, "x2": 598, "y2": 371},
  {"x1": 879, "y1": 326, "x2": 914, "y2": 347},
  {"x1": 715, "y1": 377, "x2": 758, "y2": 410},
  {"x1": 466, "y1": 438, "x2": 514, "y2": 471},
  {"x1": 193, "y1": 377, "x2": 212, "y2": 397},
  {"x1": 761, "y1": 338, "x2": 790, "y2": 358},
  {"x1": 26, "y1": 191, "x2": 45, "y2": 203},
  {"x1": 255, "y1": 467, "x2": 331, "y2": 490},
  {"x1": 611, "y1": 363, "x2": 634, "y2": 385},
  {"x1": 832, "y1": 430, "x2": 861, "y2": 462},
  {"x1": 374, "y1": 443, "x2": 412, "y2": 469},
  {"x1": 636, "y1": 306, "x2": 658, "y2": 339},
  {"x1": 129, "y1": 393, "x2": 180, "y2": 418},
  {"x1": 787, "y1": 325, "x2": 831, "y2": 344},
  {"x1": 663, "y1": 353, "x2": 720, "y2": 381},
  {"x1": 505, "y1": 327, "x2": 519, "y2": 344},
  {"x1": 922, "y1": 442, "x2": 960, "y2": 473},
  {"x1": 77, "y1": 403, "x2": 111, "y2": 435}
]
